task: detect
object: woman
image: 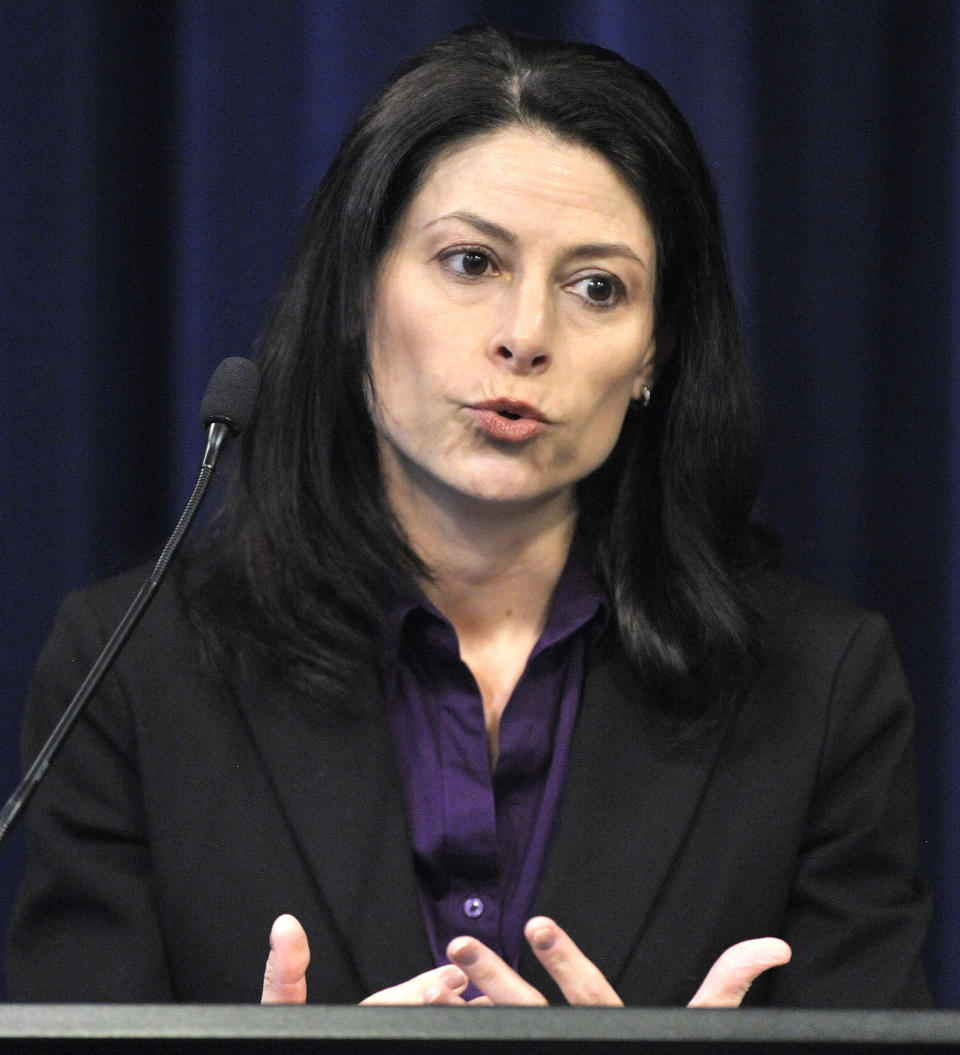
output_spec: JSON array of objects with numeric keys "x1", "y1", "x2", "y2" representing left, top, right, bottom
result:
[{"x1": 8, "y1": 26, "x2": 930, "y2": 1006}]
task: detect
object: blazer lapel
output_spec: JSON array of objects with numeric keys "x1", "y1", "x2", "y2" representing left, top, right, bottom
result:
[
  {"x1": 520, "y1": 637, "x2": 729, "y2": 999},
  {"x1": 232, "y1": 664, "x2": 432, "y2": 994}
]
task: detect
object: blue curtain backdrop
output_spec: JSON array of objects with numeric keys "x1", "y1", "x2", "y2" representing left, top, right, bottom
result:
[{"x1": 1, "y1": 0, "x2": 958, "y2": 1004}]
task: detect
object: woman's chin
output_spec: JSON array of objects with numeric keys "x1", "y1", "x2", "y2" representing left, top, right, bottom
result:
[{"x1": 443, "y1": 475, "x2": 576, "y2": 516}]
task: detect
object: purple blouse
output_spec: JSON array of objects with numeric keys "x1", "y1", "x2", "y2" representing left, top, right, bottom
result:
[{"x1": 381, "y1": 558, "x2": 606, "y2": 980}]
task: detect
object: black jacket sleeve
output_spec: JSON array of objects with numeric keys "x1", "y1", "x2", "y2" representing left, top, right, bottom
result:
[
  {"x1": 765, "y1": 610, "x2": 931, "y2": 1005},
  {"x1": 7, "y1": 584, "x2": 175, "y2": 1000}
]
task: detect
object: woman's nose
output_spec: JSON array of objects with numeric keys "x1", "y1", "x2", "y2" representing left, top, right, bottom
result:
[{"x1": 486, "y1": 279, "x2": 552, "y2": 374}]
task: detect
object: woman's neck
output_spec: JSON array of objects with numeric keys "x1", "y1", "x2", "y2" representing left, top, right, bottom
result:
[
  {"x1": 394, "y1": 485, "x2": 576, "y2": 637},
  {"x1": 422, "y1": 499, "x2": 576, "y2": 770},
  {"x1": 387, "y1": 475, "x2": 578, "y2": 770},
  {"x1": 426, "y1": 518, "x2": 574, "y2": 643}
]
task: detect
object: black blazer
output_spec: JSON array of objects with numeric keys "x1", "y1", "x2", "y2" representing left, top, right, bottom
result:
[{"x1": 7, "y1": 567, "x2": 931, "y2": 1005}]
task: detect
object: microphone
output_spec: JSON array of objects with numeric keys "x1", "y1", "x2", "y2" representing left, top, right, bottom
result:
[
  {"x1": 0, "y1": 357, "x2": 261, "y2": 847},
  {"x1": 200, "y1": 355, "x2": 260, "y2": 468}
]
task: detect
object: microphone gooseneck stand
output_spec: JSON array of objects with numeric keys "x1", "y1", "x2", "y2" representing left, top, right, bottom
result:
[{"x1": 0, "y1": 357, "x2": 260, "y2": 849}]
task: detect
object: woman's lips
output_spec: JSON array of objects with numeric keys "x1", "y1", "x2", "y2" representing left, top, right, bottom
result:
[{"x1": 468, "y1": 399, "x2": 548, "y2": 442}]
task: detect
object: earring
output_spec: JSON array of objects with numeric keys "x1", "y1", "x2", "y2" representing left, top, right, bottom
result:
[{"x1": 635, "y1": 385, "x2": 651, "y2": 407}]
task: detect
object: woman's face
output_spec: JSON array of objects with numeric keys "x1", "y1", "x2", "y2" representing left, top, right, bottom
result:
[{"x1": 368, "y1": 124, "x2": 656, "y2": 520}]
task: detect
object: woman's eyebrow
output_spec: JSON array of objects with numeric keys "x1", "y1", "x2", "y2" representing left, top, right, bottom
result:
[
  {"x1": 567, "y1": 243, "x2": 649, "y2": 270},
  {"x1": 424, "y1": 211, "x2": 517, "y2": 244}
]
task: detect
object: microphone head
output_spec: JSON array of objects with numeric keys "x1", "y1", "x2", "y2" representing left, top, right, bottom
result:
[{"x1": 200, "y1": 357, "x2": 261, "y2": 435}]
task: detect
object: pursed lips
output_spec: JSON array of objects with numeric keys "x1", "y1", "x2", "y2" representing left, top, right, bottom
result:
[
  {"x1": 467, "y1": 398, "x2": 549, "y2": 442},
  {"x1": 471, "y1": 397, "x2": 547, "y2": 422}
]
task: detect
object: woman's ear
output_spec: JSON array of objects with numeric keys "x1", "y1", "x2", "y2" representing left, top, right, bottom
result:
[{"x1": 631, "y1": 336, "x2": 658, "y2": 402}]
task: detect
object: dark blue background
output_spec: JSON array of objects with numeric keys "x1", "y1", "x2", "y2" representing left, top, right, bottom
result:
[{"x1": 2, "y1": 1, "x2": 958, "y2": 1004}]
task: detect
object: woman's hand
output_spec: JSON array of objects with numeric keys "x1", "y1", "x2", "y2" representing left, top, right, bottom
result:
[
  {"x1": 260, "y1": 914, "x2": 472, "y2": 1006},
  {"x1": 260, "y1": 913, "x2": 791, "y2": 1006},
  {"x1": 444, "y1": 917, "x2": 791, "y2": 1007},
  {"x1": 443, "y1": 917, "x2": 618, "y2": 1005}
]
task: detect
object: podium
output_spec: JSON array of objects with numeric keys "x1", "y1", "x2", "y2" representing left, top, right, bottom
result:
[{"x1": 0, "y1": 1006, "x2": 959, "y2": 1052}]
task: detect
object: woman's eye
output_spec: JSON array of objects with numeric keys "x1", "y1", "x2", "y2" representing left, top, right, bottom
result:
[
  {"x1": 570, "y1": 274, "x2": 625, "y2": 307},
  {"x1": 443, "y1": 249, "x2": 495, "y2": 277}
]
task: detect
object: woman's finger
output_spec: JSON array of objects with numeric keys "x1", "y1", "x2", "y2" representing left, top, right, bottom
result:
[
  {"x1": 447, "y1": 936, "x2": 548, "y2": 1005},
  {"x1": 524, "y1": 917, "x2": 622, "y2": 1006},
  {"x1": 687, "y1": 938, "x2": 792, "y2": 1007},
  {"x1": 360, "y1": 964, "x2": 469, "y2": 1005},
  {"x1": 261, "y1": 914, "x2": 311, "y2": 1005}
]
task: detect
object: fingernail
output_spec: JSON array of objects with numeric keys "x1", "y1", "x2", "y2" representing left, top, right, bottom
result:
[
  {"x1": 449, "y1": 940, "x2": 478, "y2": 967},
  {"x1": 439, "y1": 965, "x2": 467, "y2": 988},
  {"x1": 531, "y1": 926, "x2": 554, "y2": 952}
]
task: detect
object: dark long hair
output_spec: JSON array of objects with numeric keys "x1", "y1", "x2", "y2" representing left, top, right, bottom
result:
[{"x1": 190, "y1": 25, "x2": 768, "y2": 722}]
